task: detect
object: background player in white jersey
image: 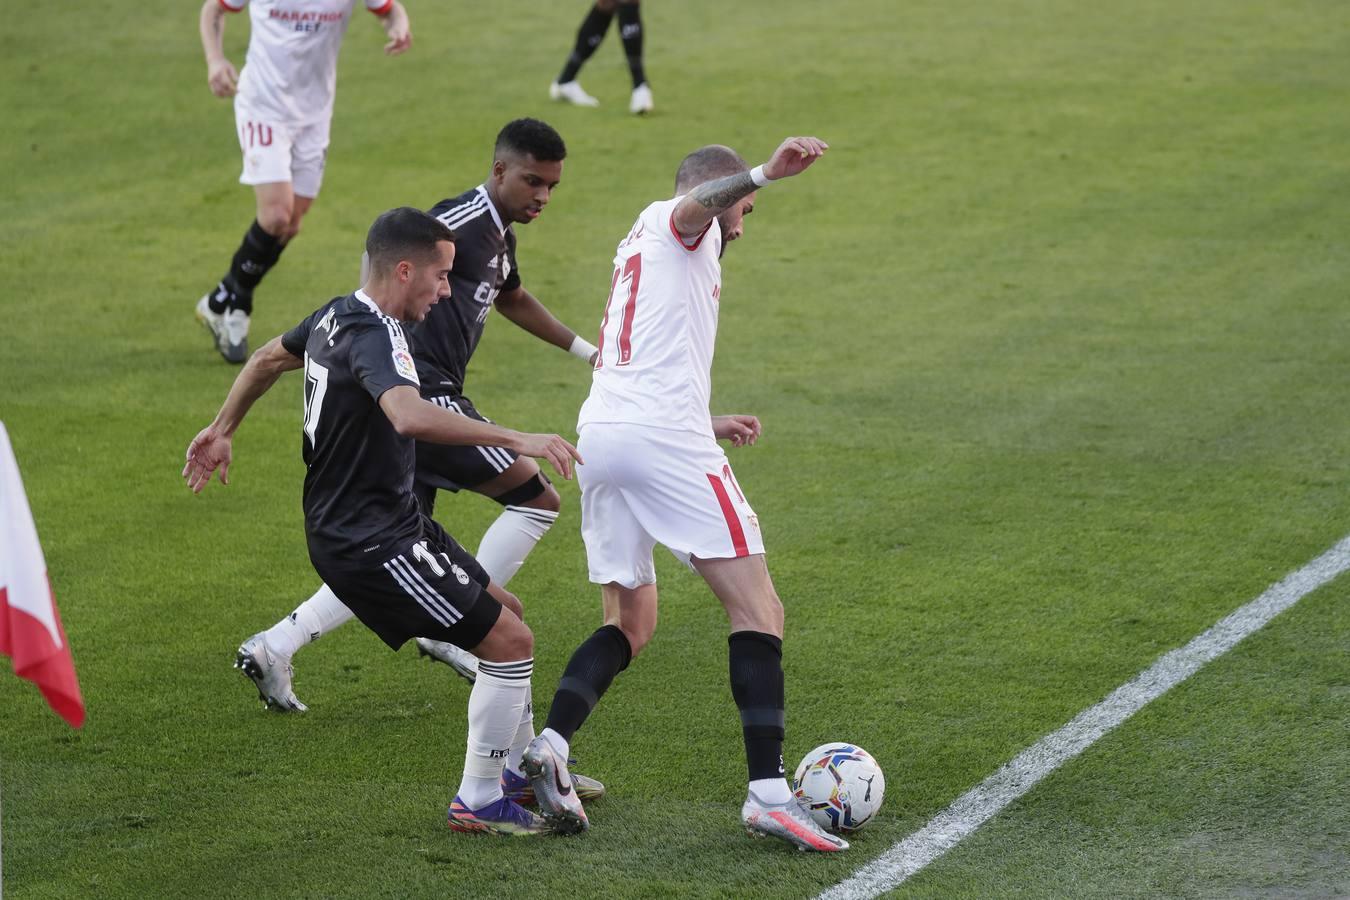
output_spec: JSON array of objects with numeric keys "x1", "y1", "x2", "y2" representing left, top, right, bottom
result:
[
  {"x1": 184, "y1": 207, "x2": 581, "y2": 834},
  {"x1": 520, "y1": 136, "x2": 845, "y2": 851},
  {"x1": 549, "y1": 0, "x2": 652, "y2": 115},
  {"x1": 194, "y1": 0, "x2": 411, "y2": 363}
]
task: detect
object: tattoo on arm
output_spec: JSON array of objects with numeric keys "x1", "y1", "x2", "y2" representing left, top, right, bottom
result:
[{"x1": 689, "y1": 171, "x2": 756, "y2": 213}]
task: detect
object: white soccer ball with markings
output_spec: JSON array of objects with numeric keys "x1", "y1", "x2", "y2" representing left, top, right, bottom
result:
[{"x1": 792, "y1": 743, "x2": 885, "y2": 834}]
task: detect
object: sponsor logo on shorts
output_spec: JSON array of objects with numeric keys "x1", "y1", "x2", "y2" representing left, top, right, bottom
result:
[{"x1": 451, "y1": 564, "x2": 470, "y2": 586}]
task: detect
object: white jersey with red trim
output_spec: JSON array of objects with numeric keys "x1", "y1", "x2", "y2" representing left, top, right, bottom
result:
[
  {"x1": 222, "y1": 0, "x2": 390, "y2": 125},
  {"x1": 578, "y1": 196, "x2": 722, "y2": 439}
]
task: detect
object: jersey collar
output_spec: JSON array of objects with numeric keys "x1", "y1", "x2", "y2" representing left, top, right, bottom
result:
[
  {"x1": 477, "y1": 184, "x2": 508, "y2": 235},
  {"x1": 354, "y1": 289, "x2": 381, "y2": 315}
]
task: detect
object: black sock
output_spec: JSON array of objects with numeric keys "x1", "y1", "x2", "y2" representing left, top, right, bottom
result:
[
  {"x1": 219, "y1": 220, "x2": 285, "y2": 313},
  {"x1": 205, "y1": 279, "x2": 235, "y2": 315},
  {"x1": 543, "y1": 624, "x2": 631, "y2": 743},
  {"x1": 616, "y1": 3, "x2": 646, "y2": 88},
  {"x1": 728, "y1": 631, "x2": 786, "y2": 782},
  {"x1": 558, "y1": 3, "x2": 614, "y2": 83}
]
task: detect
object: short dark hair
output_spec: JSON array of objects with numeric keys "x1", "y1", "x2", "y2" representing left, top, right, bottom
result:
[
  {"x1": 495, "y1": 118, "x2": 567, "y2": 163},
  {"x1": 365, "y1": 207, "x2": 455, "y2": 274},
  {"x1": 674, "y1": 145, "x2": 748, "y2": 193}
]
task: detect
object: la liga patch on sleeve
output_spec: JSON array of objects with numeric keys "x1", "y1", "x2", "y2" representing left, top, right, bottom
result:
[
  {"x1": 387, "y1": 327, "x2": 419, "y2": 385},
  {"x1": 393, "y1": 349, "x2": 418, "y2": 384}
]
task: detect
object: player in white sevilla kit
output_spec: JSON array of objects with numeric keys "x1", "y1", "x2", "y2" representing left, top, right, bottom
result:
[
  {"x1": 520, "y1": 136, "x2": 848, "y2": 851},
  {"x1": 194, "y1": 0, "x2": 411, "y2": 363}
]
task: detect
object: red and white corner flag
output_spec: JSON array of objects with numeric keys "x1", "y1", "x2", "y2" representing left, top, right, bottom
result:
[{"x1": 0, "y1": 422, "x2": 84, "y2": 728}]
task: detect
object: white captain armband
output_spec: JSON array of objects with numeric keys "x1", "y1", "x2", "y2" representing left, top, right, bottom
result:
[{"x1": 569, "y1": 334, "x2": 599, "y2": 362}]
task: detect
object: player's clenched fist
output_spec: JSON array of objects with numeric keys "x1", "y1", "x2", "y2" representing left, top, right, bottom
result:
[
  {"x1": 207, "y1": 59, "x2": 238, "y2": 97},
  {"x1": 713, "y1": 414, "x2": 762, "y2": 447}
]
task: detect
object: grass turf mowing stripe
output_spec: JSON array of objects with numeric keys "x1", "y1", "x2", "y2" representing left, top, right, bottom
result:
[{"x1": 819, "y1": 535, "x2": 1350, "y2": 899}]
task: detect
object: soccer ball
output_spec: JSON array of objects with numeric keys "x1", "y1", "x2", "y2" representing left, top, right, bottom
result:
[{"x1": 792, "y1": 743, "x2": 885, "y2": 833}]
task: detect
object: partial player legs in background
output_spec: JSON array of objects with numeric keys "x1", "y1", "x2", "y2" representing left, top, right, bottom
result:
[
  {"x1": 549, "y1": 1, "x2": 652, "y2": 113},
  {"x1": 616, "y1": 2, "x2": 653, "y2": 114},
  {"x1": 550, "y1": 1, "x2": 612, "y2": 107},
  {"x1": 198, "y1": 113, "x2": 326, "y2": 363},
  {"x1": 196, "y1": 211, "x2": 285, "y2": 363},
  {"x1": 197, "y1": 183, "x2": 310, "y2": 363}
]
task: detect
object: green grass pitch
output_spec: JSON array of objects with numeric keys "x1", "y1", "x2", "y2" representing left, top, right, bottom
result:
[{"x1": 2, "y1": 0, "x2": 1348, "y2": 896}]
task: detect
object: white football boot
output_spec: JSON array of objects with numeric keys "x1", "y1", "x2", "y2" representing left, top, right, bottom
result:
[
  {"x1": 195, "y1": 293, "x2": 228, "y2": 354},
  {"x1": 549, "y1": 80, "x2": 600, "y2": 107},
  {"x1": 220, "y1": 307, "x2": 250, "y2": 364},
  {"x1": 234, "y1": 632, "x2": 307, "y2": 712},
  {"x1": 415, "y1": 637, "x2": 478, "y2": 683},
  {"x1": 629, "y1": 83, "x2": 653, "y2": 115},
  {"x1": 196, "y1": 290, "x2": 249, "y2": 364},
  {"x1": 741, "y1": 794, "x2": 849, "y2": 852},
  {"x1": 521, "y1": 735, "x2": 589, "y2": 834},
  {"x1": 503, "y1": 763, "x2": 606, "y2": 806}
]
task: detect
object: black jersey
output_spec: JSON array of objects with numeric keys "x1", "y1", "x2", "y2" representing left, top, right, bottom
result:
[
  {"x1": 415, "y1": 185, "x2": 522, "y2": 394},
  {"x1": 281, "y1": 291, "x2": 424, "y2": 563}
]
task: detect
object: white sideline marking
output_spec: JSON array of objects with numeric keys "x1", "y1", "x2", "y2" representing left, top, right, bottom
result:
[{"x1": 819, "y1": 536, "x2": 1350, "y2": 900}]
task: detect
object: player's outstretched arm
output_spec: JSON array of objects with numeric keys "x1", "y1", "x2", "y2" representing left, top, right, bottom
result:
[
  {"x1": 672, "y1": 136, "x2": 829, "y2": 237},
  {"x1": 182, "y1": 336, "x2": 303, "y2": 493},
  {"x1": 379, "y1": 386, "x2": 583, "y2": 479},
  {"x1": 495, "y1": 286, "x2": 599, "y2": 365},
  {"x1": 712, "y1": 414, "x2": 761, "y2": 447},
  {"x1": 378, "y1": 1, "x2": 412, "y2": 55},
  {"x1": 199, "y1": 0, "x2": 238, "y2": 98}
]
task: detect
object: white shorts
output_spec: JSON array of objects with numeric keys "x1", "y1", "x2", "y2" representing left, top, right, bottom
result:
[
  {"x1": 233, "y1": 104, "x2": 331, "y2": 198},
  {"x1": 578, "y1": 423, "x2": 766, "y2": 589}
]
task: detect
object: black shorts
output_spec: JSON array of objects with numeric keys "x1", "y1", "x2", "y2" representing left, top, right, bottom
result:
[
  {"x1": 415, "y1": 393, "x2": 521, "y2": 498},
  {"x1": 312, "y1": 516, "x2": 500, "y2": 652}
]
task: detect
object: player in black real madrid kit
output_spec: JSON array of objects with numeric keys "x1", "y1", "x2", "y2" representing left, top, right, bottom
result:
[
  {"x1": 221, "y1": 122, "x2": 607, "y2": 811},
  {"x1": 408, "y1": 118, "x2": 601, "y2": 678},
  {"x1": 184, "y1": 208, "x2": 582, "y2": 835},
  {"x1": 239, "y1": 120, "x2": 599, "y2": 705}
]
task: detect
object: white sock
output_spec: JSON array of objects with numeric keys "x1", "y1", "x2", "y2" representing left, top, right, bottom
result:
[
  {"x1": 263, "y1": 584, "x2": 354, "y2": 659},
  {"x1": 475, "y1": 506, "x2": 558, "y2": 587},
  {"x1": 505, "y1": 682, "x2": 535, "y2": 776},
  {"x1": 457, "y1": 658, "x2": 533, "y2": 809},
  {"x1": 540, "y1": 726, "x2": 570, "y2": 761},
  {"x1": 749, "y1": 778, "x2": 793, "y2": 805}
]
